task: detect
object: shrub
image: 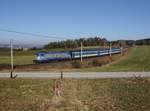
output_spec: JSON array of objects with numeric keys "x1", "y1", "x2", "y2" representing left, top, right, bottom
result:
[
  {"x1": 71, "y1": 61, "x2": 82, "y2": 68},
  {"x1": 91, "y1": 59, "x2": 102, "y2": 67}
]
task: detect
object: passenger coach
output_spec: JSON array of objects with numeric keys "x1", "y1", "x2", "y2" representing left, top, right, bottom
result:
[{"x1": 33, "y1": 48, "x2": 122, "y2": 63}]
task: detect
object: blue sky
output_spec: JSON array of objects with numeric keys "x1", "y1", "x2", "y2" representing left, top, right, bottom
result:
[{"x1": 0, "y1": 0, "x2": 150, "y2": 46}]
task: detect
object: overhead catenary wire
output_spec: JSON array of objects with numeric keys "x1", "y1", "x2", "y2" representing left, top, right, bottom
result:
[
  {"x1": 0, "y1": 28, "x2": 83, "y2": 54},
  {"x1": 10, "y1": 39, "x2": 13, "y2": 78},
  {"x1": 1, "y1": 28, "x2": 150, "y2": 40},
  {"x1": 0, "y1": 28, "x2": 70, "y2": 40},
  {"x1": 0, "y1": 28, "x2": 83, "y2": 50}
]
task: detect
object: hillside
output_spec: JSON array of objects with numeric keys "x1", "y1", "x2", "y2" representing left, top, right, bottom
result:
[{"x1": 80, "y1": 46, "x2": 150, "y2": 72}]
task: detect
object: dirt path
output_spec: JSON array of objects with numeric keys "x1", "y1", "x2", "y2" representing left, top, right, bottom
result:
[{"x1": 0, "y1": 72, "x2": 150, "y2": 78}]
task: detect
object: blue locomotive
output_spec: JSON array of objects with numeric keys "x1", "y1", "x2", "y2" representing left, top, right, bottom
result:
[{"x1": 33, "y1": 48, "x2": 122, "y2": 63}]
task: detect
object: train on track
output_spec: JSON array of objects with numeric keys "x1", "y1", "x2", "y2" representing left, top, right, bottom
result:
[{"x1": 33, "y1": 48, "x2": 123, "y2": 63}]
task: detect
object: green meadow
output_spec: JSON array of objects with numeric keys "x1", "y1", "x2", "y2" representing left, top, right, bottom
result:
[{"x1": 0, "y1": 50, "x2": 35, "y2": 65}]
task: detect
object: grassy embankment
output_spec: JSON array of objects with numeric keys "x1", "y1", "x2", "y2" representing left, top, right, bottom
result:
[
  {"x1": 0, "y1": 78, "x2": 150, "y2": 111},
  {"x1": 79, "y1": 46, "x2": 150, "y2": 72}
]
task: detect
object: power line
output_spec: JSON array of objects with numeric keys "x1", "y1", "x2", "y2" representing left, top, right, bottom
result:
[
  {"x1": 1, "y1": 28, "x2": 149, "y2": 41},
  {"x1": 0, "y1": 28, "x2": 69, "y2": 40}
]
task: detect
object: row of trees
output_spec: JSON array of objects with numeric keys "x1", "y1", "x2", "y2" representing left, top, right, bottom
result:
[
  {"x1": 111, "y1": 38, "x2": 150, "y2": 46},
  {"x1": 44, "y1": 37, "x2": 108, "y2": 49},
  {"x1": 43, "y1": 37, "x2": 150, "y2": 50},
  {"x1": 111, "y1": 40, "x2": 135, "y2": 47},
  {"x1": 135, "y1": 38, "x2": 150, "y2": 45}
]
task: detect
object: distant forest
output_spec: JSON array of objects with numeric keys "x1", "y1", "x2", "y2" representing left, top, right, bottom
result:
[
  {"x1": 44, "y1": 37, "x2": 150, "y2": 49},
  {"x1": 0, "y1": 37, "x2": 149, "y2": 51},
  {"x1": 44, "y1": 37, "x2": 108, "y2": 49},
  {"x1": 135, "y1": 38, "x2": 150, "y2": 45}
]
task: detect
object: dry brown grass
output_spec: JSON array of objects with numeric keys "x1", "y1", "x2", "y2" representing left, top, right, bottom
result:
[{"x1": 0, "y1": 77, "x2": 150, "y2": 111}]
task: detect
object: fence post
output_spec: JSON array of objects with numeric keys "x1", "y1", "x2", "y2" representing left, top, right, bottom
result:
[
  {"x1": 10, "y1": 39, "x2": 14, "y2": 79},
  {"x1": 109, "y1": 41, "x2": 111, "y2": 56},
  {"x1": 80, "y1": 41, "x2": 83, "y2": 62}
]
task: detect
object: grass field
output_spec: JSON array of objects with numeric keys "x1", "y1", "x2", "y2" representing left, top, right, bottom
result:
[
  {"x1": 0, "y1": 50, "x2": 35, "y2": 65},
  {"x1": 79, "y1": 46, "x2": 150, "y2": 72},
  {"x1": 0, "y1": 78, "x2": 150, "y2": 111}
]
